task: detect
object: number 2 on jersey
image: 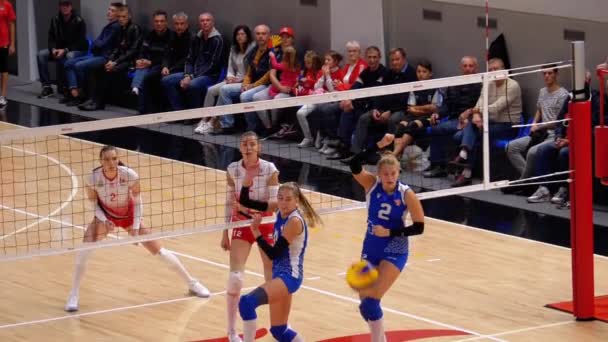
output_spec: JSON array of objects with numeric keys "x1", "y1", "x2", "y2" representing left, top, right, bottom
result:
[
  {"x1": 378, "y1": 203, "x2": 391, "y2": 220},
  {"x1": 110, "y1": 193, "x2": 117, "y2": 201}
]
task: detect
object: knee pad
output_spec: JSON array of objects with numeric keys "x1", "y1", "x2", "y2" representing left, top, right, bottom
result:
[
  {"x1": 238, "y1": 287, "x2": 268, "y2": 321},
  {"x1": 227, "y1": 271, "x2": 243, "y2": 296},
  {"x1": 270, "y1": 325, "x2": 297, "y2": 342},
  {"x1": 359, "y1": 297, "x2": 383, "y2": 321}
]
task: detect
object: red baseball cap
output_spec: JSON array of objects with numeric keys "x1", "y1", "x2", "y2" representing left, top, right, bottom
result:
[{"x1": 279, "y1": 27, "x2": 295, "y2": 38}]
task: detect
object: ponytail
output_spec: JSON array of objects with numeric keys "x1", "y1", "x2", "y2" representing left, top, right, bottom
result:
[{"x1": 280, "y1": 182, "x2": 322, "y2": 227}]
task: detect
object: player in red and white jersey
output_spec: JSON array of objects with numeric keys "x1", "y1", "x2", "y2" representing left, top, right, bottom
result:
[
  {"x1": 64, "y1": 145, "x2": 210, "y2": 312},
  {"x1": 222, "y1": 131, "x2": 279, "y2": 341}
]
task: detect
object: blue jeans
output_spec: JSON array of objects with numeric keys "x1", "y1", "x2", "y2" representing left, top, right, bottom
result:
[
  {"x1": 240, "y1": 85, "x2": 269, "y2": 131},
  {"x1": 162, "y1": 72, "x2": 216, "y2": 111},
  {"x1": 337, "y1": 109, "x2": 362, "y2": 145},
  {"x1": 534, "y1": 140, "x2": 570, "y2": 176},
  {"x1": 217, "y1": 83, "x2": 243, "y2": 129},
  {"x1": 427, "y1": 118, "x2": 460, "y2": 164},
  {"x1": 64, "y1": 55, "x2": 107, "y2": 90},
  {"x1": 132, "y1": 65, "x2": 162, "y2": 114},
  {"x1": 457, "y1": 121, "x2": 514, "y2": 168},
  {"x1": 131, "y1": 65, "x2": 161, "y2": 90},
  {"x1": 37, "y1": 49, "x2": 86, "y2": 87}
]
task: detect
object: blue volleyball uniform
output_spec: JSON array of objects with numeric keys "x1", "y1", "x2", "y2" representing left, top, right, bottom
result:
[
  {"x1": 361, "y1": 180, "x2": 411, "y2": 271},
  {"x1": 272, "y1": 209, "x2": 308, "y2": 293}
]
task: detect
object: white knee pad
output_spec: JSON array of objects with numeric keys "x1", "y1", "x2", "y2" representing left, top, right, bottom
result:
[{"x1": 227, "y1": 271, "x2": 244, "y2": 296}]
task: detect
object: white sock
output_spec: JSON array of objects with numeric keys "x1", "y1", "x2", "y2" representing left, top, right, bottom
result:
[
  {"x1": 368, "y1": 318, "x2": 386, "y2": 342},
  {"x1": 459, "y1": 149, "x2": 468, "y2": 160},
  {"x1": 70, "y1": 249, "x2": 92, "y2": 297},
  {"x1": 158, "y1": 248, "x2": 194, "y2": 284},
  {"x1": 226, "y1": 271, "x2": 244, "y2": 335},
  {"x1": 243, "y1": 319, "x2": 257, "y2": 342},
  {"x1": 462, "y1": 168, "x2": 472, "y2": 178},
  {"x1": 291, "y1": 333, "x2": 304, "y2": 342}
]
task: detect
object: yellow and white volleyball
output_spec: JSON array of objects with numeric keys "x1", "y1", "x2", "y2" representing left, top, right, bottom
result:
[{"x1": 346, "y1": 260, "x2": 379, "y2": 290}]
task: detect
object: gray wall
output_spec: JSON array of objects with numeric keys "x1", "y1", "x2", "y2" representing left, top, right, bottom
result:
[
  {"x1": 383, "y1": 0, "x2": 608, "y2": 114},
  {"x1": 124, "y1": 0, "x2": 330, "y2": 55}
]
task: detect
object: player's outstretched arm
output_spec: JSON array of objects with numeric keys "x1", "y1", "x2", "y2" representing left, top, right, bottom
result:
[{"x1": 350, "y1": 134, "x2": 395, "y2": 192}]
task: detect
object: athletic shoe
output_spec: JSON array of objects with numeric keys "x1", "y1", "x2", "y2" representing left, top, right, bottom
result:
[
  {"x1": 188, "y1": 280, "x2": 210, "y2": 298},
  {"x1": 527, "y1": 186, "x2": 550, "y2": 203},
  {"x1": 64, "y1": 293, "x2": 79, "y2": 312},
  {"x1": 38, "y1": 86, "x2": 54, "y2": 99},
  {"x1": 297, "y1": 138, "x2": 313, "y2": 148},
  {"x1": 550, "y1": 186, "x2": 568, "y2": 204},
  {"x1": 228, "y1": 333, "x2": 243, "y2": 342},
  {"x1": 194, "y1": 121, "x2": 212, "y2": 134},
  {"x1": 0, "y1": 96, "x2": 7, "y2": 107}
]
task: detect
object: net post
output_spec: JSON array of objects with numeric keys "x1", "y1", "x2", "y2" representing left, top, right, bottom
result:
[
  {"x1": 569, "y1": 40, "x2": 595, "y2": 320},
  {"x1": 482, "y1": 73, "x2": 490, "y2": 187}
]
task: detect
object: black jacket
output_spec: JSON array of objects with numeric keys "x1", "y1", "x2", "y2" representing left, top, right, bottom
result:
[
  {"x1": 184, "y1": 28, "x2": 224, "y2": 79},
  {"x1": 109, "y1": 21, "x2": 143, "y2": 66},
  {"x1": 372, "y1": 64, "x2": 417, "y2": 113},
  {"x1": 162, "y1": 29, "x2": 192, "y2": 72},
  {"x1": 138, "y1": 28, "x2": 172, "y2": 66},
  {"x1": 47, "y1": 10, "x2": 88, "y2": 53}
]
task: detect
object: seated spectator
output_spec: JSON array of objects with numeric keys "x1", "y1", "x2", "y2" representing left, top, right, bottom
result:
[
  {"x1": 422, "y1": 56, "x2": 481, "y2": 178},
  {"x1": 248, "y1": 26, "x2": 297, "y2": 135},
  {"x1": 79, "y1": 4, "x2": 142, "y2": 111},
  {"x1": 346, "y1": 48, "x2": 417, "y2": 162},
  {"x1": 131, "y1": 10, "x2": 172, "y2": 114},
  {"x1": 233, "y1": 25, "x2": 272, "y2": 132},
  {"x1": 450, "y1": 58, "x2": 522, "y2": 186},
  {"x1": 294, "y1": 50, "x2": 323, "y2": 97},
  {"x1": 37, "y1": 0, "x2": 88, "y2": 99},
  {"x1": 296, "y1": 51, "x2": 342, "y2": 149},
  {"x1": 336, "y1": 46, "x2": 387, "y2": 160},
  {"x1": 307, "y1": 41, "x2": 368, "y2": 157},
  {"x1": 63, "y1": 2, "x2": 121, "y2": 106},
  {"x1": 162, "y1": 12, "x2": 223, "y2": 112},
  {"x1": 506, "y1": 65, "x2": 568, "y2": 180},
  {"x1": 195, "y1": 24, "x2": 253, "y2": 134},
  {"x1": 390, "y1": 60, "x2": 444, "y2": 160}
]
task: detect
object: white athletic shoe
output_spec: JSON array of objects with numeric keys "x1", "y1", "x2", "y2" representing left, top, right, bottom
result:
[
  {"x1": 228, "y1": 333, "x2": 243, "y2": 342},
  {"x1": 64, "y1": 293, "x2": 79, "y2": 312},
  {"x1": 297, "y1": 138, "x2": 313, "y2": 148},
  {"x1": 194, "y1": 121, "x2": 212, "y2": 134},
  {"x1": 0, "y1": 96, "x2": 7, "y2": 107},
  {"x1": 188, "y1": 280, "x2": 211, "y2": 298}
]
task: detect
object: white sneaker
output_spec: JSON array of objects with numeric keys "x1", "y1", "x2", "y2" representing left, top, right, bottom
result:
[
  {"x1": 551, "y1": 186, "x2": 568, "y2": 204},
  {"x1": 527, "y1": 186, "x2": 550, "y2": 203},
  {"x1": 194, "y1": 121, "x2": 212, "y2": 134},
  {"x1": 64, "y1": 293, "x2": 79, "y2": 312},
  {"x1": 298, "y1": 138, "x2": 313, "y2": 148},
  {"x1": 188, "y1": 280, "x2": 210, "y2": 298},
  {"x1": 322, "y1": 147, "x2": 338, "y2": 155},
  {"x1": 318, "y1": 142, "x2": 329, "y2": 154},
  {"x1": 228, "y1": 333, "x2": 243, "y2": 342},
  {"x1": 0, "y1": 96, "x2": 7, "y2": 107},
  {"x1": 131, "y1": 87, "x2": 139, "y2": 96}
]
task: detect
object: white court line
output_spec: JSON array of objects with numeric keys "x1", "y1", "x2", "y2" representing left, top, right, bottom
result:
[
  {"x1": 0, "y1": 288, "x2": 256, "y2": 330},
  {"x1": 453, "y1": 320, "x2": 575, "y2": 341},
  {"x1": 0, "y1": 145, "x2": 79, "y2": 241},
  {"x1": 170, "y1": 251, "x2": 506, "y2": 342}
]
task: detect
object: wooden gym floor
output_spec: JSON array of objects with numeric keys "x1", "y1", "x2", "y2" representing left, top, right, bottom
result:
[{"x1": 1, "y1": 123, "x2": 608, "y2": 341}]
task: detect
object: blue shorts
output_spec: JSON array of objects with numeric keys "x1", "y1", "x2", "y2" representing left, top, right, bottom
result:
[
  {"x1": 361, "y1": 235, "x2": 409, "y2": 271},
  {"x1": 273, "y1": 272, "x2": 303, "y2": 294}
]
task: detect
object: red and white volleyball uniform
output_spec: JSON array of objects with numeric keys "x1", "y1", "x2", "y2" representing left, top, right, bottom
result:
[
  {"x1": 227, "y1": 159, "x2": 278, "y2": 244},
  {"x1": 86, "y1": 166, "x2": 140, "y2": 228}
]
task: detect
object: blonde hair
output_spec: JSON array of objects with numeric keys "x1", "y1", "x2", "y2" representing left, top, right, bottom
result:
[
  {"x1": 280, "y1": 182, "x2": 322, "y2": 227},
  {"x1": 304, "y1": 50, "x2": 323, "y2": 73},
  {"x1": 377, "y1": 153, "x2": 400, "y2": 172}
]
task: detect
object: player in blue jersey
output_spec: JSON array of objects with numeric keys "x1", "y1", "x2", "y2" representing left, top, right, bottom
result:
[
  {"x1": 237, "y1": 177, "x2": 322, "y2": 342},
  {"x1": 349, "y1": 133, "x2": 425, "y2": 341}
]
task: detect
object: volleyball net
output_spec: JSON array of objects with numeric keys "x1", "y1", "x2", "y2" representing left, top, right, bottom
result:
[{"x1": 0, "y1": 59, "x2": 574, "y2": 261}]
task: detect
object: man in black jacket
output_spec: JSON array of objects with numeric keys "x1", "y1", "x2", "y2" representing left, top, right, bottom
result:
[
  {"x1": 80, "y1": 4, "x2": 142, "y2": 111},
  {"x1": 161, "y1": 12, "x2": 191, "y2": 77},
  {"x1": 161, "y1": 12, "x2": 224, "y2": 111},
  {"x1": 349, "y1": 48, "x2": 417, "y2": 158},
  {"x1": 37, "y1": 1, "x2": 88, "y2": 99},
  {"x1": 130, "y1": 10, "x2": 172, "y2": 114}
]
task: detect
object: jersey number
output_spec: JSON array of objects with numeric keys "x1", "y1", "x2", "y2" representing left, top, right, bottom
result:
[
  {"x1": 110, "y1": 193, "x2": 117, "y2": 201},
  {"x1": 378, "y1": 203, "x2": 392, "y2": 220}
]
